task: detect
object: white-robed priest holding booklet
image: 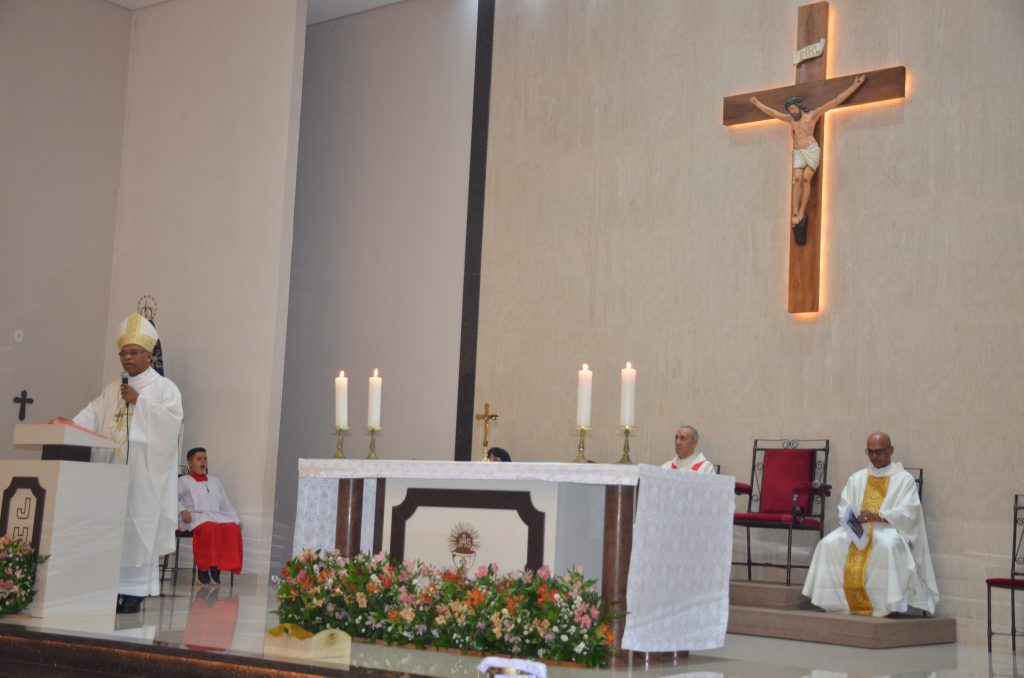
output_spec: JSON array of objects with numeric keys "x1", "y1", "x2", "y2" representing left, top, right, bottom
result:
[{"x1": 802, "y1": 432, "x2": 939, "y2": 617}]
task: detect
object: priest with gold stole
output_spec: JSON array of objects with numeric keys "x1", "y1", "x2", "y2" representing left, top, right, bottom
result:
[
  {"x1": 802, "y1": 432, "x2": 939, "y2": 616},
  {"x1": 51, "y1": 313, "x2": 183, "y2": 613}
]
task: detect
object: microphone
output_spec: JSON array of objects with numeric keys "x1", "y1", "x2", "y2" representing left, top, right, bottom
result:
[
  {"x1": 121, "y1": 371, "x2": 131, "y2": 464},
  {"x1": 812, "y1": 480, "x2": 832, "y2": 492}
]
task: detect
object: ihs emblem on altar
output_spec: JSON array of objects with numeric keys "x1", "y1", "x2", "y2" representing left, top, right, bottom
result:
[{"x1": 447, "y1": 522, "x2": 480, "y2": 570}]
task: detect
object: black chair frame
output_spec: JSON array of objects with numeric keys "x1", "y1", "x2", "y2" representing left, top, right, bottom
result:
[
  {"x1": 987, "y1": 494, "x2": 1024, "y2": 653},
  {"x1": 733, "y1": 438, "x2": 830, "y2": 585}
]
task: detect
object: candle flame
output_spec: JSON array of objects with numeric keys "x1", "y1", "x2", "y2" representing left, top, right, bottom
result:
[
  {"x1": 582, "y1": 363, "x2": 589, "y2": 371},
  {"x1": 373, "y1": 368, "x2": 379, "y2": 377},
  {"x1": 339, "y1": 370, "x2": 345, "y2": 378},
  {"x1": 625, "y1": 361, "x2": 632, "y2": 369}
]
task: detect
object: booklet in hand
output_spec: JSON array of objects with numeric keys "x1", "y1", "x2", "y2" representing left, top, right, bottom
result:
[{"x1": 843, "y1": 505, "x2": 869, "y2": 550}]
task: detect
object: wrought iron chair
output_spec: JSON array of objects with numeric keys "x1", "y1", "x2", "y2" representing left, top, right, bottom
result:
[
  {"x1": 733, "y1": 438, "x2": 830, "y2": 585},
  {"x1": 905, "y1": 466, "x2": 923, "y2": 497},
  {"x1": 986, "y1": 494, "x2": 1024, "y2": 652}
]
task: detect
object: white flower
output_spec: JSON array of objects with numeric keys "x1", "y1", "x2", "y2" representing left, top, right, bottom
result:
[{"x1": 560, "y1": 634, "x2": 568, "y2": 641}]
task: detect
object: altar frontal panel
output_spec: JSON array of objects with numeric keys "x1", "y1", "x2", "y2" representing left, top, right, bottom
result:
[{"x1": 381, "y1": 479, "x2": 603, "y2": 580}]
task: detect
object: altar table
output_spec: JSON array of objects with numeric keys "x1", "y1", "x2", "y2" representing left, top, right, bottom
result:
[{"x1": 293, "y1": 460, "x2": 733, "y2": 652}]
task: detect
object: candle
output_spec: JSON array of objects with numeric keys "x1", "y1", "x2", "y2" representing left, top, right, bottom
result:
[
  {"x1": 620, "y1": 361, "x2": 636, "y2": 427},
  {"x1": 368, "y1": 368, "x2": 382, "y2": 428},
  {"x1": 577, "y1": 363, "x2": 593, "y2": 427},
  {"x1": 334, "y1": 370, "x2": 348, "y2": 429}
]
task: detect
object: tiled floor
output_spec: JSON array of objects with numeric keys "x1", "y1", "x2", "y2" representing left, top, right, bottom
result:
[{"x1": 4, "y1": 573, "x2": 1020, "y2": 678}]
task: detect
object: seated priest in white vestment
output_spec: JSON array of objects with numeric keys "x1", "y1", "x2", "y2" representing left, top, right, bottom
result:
[
  {"x1": 179, "y1": 446, "x2": 243, "y2": 585},
  {"x1": 49, "y1": 313, "x2": 183, "y2": 614},
  {"x1": 661, "y1": 425, "x2": 716, "y2": 473},
  {"x1": 802, "y1": 432, "x2": 939, "y2": 616}
]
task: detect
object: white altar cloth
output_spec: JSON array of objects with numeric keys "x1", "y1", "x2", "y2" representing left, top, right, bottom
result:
[
  {"x1": 293, "y1": 460, "x2": 734, "y2": 652},
  {"x1": 298, "y1": 459, "x2": 641, "y2": 485},
  {"x1": 621, "y1": 465, "x2": 734, "y2": 651}
]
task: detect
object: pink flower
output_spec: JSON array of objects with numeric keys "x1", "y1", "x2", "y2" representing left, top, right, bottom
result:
[{"x1": 537, "y1": 566, "x2": 551, "y2": 581}]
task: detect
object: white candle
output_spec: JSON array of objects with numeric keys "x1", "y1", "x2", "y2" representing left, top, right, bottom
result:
[
  {"x1": 620, "y1": 361, "x2": 636, "y2": 427},
  {"x1": 577, "y1": 363, "x2": 593, "y2": 427},
  {"x1": 368, "y1": 368, "x2": 382, "y2": 428},
  {"x1": 334, "y1": 370, "x2": 348, "y2": 429}
]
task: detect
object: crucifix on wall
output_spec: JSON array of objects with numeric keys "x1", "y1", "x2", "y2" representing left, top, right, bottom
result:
[{"x1": 723, "y1": 1, "x2": 906, "y2": 313}]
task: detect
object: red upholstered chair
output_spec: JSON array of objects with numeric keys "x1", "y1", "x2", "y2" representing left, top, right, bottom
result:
[
  {"x1": 734, "y1": 439, "x2": 830, "y2": 585},
  {"x1": 986, "y1": 494, "x2": 1024, "y2": 652}
]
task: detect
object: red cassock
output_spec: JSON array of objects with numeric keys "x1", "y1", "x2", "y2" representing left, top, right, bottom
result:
[{"x1": 192, "y1": 521, "x2": 244, "y2": 574}]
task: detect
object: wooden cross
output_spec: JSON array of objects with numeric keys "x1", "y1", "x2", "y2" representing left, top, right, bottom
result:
[
  {"x1": 12, "y1": 390, "x2": 34, "y2": 421},
  {"x1": 474, "y1": 402, "x2": 499, "y2": 461},
  {"x1": 723, "y1": 1, "x2": 905, "y2": 313}
]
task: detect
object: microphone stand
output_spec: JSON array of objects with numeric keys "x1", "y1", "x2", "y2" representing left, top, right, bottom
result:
[{"x1": 122, "y1": 374, "x2": 131, "y2": 464}]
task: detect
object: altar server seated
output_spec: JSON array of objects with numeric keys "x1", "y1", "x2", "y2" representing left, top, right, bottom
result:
[
  {"x1": 661, "y1": 425, "x2": 716, "y2": 473},
  {"x1": 802, "y1": 432, "x2": 939, "y2": 616},
  {"x1": 179, "y1": 447, "x2": 243, "y2": 585}
]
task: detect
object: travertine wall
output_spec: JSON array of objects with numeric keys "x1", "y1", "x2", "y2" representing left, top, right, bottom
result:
[
  {"x1": 103, "y1": 0, "x2": 306, "y2": 578},
  {"x1": 272, "y1": 0, "x2": 477, "y2": 572},
  {"x1": 0, "y1": 0, "x2": 130, "y2": 455},
  {"x1": 476, "y1": 0, "x2": 1024, "y2": 642}
]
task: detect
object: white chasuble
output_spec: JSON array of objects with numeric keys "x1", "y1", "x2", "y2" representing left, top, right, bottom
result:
[
  {"x1": 802, "y1": 462, "x2": 939, "y2": 616},
  {"x1": 74, "y1": 367, "x2": 183, "y2": 567},
  {"x1": 660, "y1": 452, "x2": 716, "y2": 474}
]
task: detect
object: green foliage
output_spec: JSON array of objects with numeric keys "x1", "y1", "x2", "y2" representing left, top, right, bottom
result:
[
  {"x1": 0, "y1": 536, "x2": 48, "y2": 615},
  {"x1": 275, "y1": 550, "x2": 616, "y2": 667}
]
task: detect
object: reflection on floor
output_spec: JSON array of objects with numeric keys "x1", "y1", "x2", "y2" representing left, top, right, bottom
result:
[{"x1": 1, "y1": 572, "x2": 1020, "y2": 678}]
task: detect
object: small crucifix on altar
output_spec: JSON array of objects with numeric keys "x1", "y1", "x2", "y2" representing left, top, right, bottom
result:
[
  {"x1": 723, "y1": 1, "x2": 906, "y2": 313},
  {"x1": 474, "y1": 402, "x2": 499, "y2": 462}
]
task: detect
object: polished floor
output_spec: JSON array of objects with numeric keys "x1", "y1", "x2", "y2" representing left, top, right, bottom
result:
[{"x1": 2, "y1": 572, "x2": 1020, "y2": 678}]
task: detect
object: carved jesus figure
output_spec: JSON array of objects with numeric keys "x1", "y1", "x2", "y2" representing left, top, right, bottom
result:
[{"x1": 750, "y1": 74, "x2": 866, "y2": 243}]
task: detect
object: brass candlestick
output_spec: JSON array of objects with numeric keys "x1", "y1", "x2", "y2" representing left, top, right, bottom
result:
[
  {"x1": 574, "y1": 425, "x2": 591, "y2": 463},
  {"x1": 333, "y1": 426, "x2": 350, "y2": 459},
  {"x1": 617, "y1": 426, "x2": 635, "y2": 464},
  {"x1": 367, "y1": 426, "x2": 381, "y2": 460}
]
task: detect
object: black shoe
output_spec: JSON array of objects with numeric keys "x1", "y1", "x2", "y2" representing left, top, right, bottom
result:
[
  {"x1": 115, "y1": 594, "x2": 143, "y2": 614},
  {"x1": 793, "y1": 214, "x2": 809, "y2": 245},
  {"x1": 197, "y1": 569, "x2": 211, "y2": 585},
  {"x1": 209, "y1": 567, "x2": 221, "y2": 585}
]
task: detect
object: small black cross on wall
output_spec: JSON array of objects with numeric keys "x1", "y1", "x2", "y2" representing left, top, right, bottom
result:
[{"x1": 12, "y1": 390, "x2": 34, "y2": 421}]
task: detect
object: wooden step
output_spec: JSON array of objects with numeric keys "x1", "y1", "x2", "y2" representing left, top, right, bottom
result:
[
  {"x1": 727, "y1": 605, "x2": 957, "y2": 649},
  {"x1": 729, "y1": 580, "x2": 811, "y2": 609}
]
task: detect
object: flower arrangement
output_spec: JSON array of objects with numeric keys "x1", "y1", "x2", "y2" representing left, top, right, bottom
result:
[
  {"x1": 0, "y1": 535, "x2": 48, "y2": 615},
  {"x1": 275, "y1": 550, "x2": 617, "y2": 667}
]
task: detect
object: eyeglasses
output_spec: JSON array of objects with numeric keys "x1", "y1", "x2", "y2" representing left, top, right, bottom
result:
[
  {"x1": 865, "y1": 447, "x2": 891, "y2": 455},
  {"x1": 118, "y1": 350, "x2": 148, "y2": 358}
]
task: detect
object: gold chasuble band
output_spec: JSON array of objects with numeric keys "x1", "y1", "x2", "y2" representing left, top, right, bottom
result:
[{"x1": 842, "y1": 475, "x2": 890, "y2": 615}]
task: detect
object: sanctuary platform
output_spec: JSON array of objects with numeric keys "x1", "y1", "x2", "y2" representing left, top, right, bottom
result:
[
  {"x1": 728, "y1": 580, "x2": 958, "y2": 649},
  {"x1": 0, "y1": 575, "x2": 1013, "y2": 678}
]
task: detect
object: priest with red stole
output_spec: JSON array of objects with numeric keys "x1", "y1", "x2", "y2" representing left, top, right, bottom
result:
[
  {"x1": 661, "y1": 425, "x2": 717, "y2": 474},
  {"x1": 179, "y1": 447, "x2": 243, "y2": 584}
]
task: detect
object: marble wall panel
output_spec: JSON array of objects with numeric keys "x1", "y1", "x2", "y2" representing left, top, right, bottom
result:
[{"x1": 479, "y1": 0, "x2": 1024, "y2": 639}]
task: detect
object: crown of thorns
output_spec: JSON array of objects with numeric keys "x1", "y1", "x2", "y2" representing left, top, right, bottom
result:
[{"x1": 783, "y1": 97, "x2": 804, "y2": 108}]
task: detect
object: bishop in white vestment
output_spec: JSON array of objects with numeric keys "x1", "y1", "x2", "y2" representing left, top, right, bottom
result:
[
  {"x1": 802, "y1": 432, "x2": 939, "y2": 616},
  {"x1": 53, "y1": 313, "x2": 183, "y2": 612}
]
